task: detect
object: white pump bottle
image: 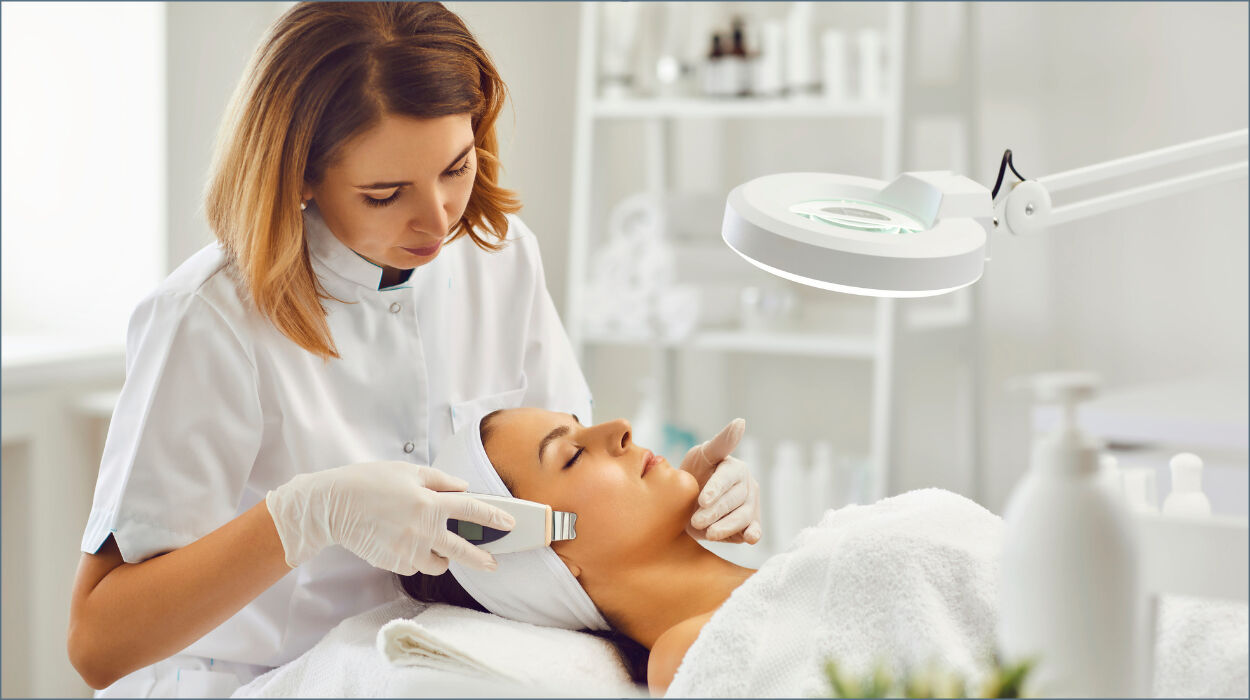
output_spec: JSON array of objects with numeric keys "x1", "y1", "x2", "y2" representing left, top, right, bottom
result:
[{"x1": 998, "y1": 372, "x2": 1145, "y2": 697}]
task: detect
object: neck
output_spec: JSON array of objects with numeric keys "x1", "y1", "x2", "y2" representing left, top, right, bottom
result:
[{"x1": 577, "y1": 535, "x2": 754, "y2": 648}]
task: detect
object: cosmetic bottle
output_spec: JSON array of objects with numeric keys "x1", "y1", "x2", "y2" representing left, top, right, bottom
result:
[
  {"x1": 856, "y1": 28, "x2": 883, "y2": 101},
  {"x1": 599, "y1": 2, "x2": 640, "y2": 99},
  {"x1": 728, "y1": 17, "x2": 751, "y2": 97},
  {"x1": 630, "y1": 380, "x2": 664, "y2": 459},
  {"x1": 702, "y1": 33, "x2": 727, "y2": 98},
  {"x1": 754, "y1": 19, "x2": 785, "y2": 98},
  {"x1": 820, "y1": 29, "x2": 847, "y2": 102},
  {"x1": 999, "y1": 372, "x2": 1145, "y2": 696},
  {"x1": 784, "y1": 2, "x2": 817, "y2": 96},
  {"x1": 808, "y1": 440, "x2": 836, "y2": 525},
  {"x1": 769, "y1": 441, "x2": 807, "y2": 550},
  {"x1": 1162, "y1": 452, "x2": 1212, "y2": 517}
]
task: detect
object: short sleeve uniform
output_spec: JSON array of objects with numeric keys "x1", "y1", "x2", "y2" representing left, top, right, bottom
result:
[{"x1": 81, "y1": 204, "x2": 591, "y2": 692}]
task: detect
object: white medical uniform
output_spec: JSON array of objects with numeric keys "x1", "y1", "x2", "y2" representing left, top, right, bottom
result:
[{"x1": 81, "y1": 205, "x2": 592, "y2": 697}]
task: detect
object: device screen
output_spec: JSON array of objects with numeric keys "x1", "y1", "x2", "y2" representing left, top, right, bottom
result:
[{"x1": 446, "y1": 519, "x2": 508, "y2": 544}]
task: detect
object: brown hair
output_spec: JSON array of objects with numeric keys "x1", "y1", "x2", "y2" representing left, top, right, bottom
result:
[{"x1": 204, "y1": 2, "x2": 521, "y2": 359}]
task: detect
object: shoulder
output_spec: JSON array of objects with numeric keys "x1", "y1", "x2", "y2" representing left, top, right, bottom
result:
[
  {"x1": 647, "y1": 610, "x2": 716, "y2": 695},
  {"x1": 444, "y1": 213, "x2": 547, "y2": 280},
  {"x1": 128, "y1": 243, "x2": 255, "y2": 357}
]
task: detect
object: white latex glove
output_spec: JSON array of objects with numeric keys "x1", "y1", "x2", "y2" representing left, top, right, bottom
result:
[
  {"x1": 679, "y1": 418, "x2": 763, "y2": 544},
  {"x1": 265, "y1": 461, "x2": 515, "y2": 575}
]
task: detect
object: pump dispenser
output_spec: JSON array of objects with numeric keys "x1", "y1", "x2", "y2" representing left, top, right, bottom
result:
[
  {"x1": 1162, "y1": 452, "x2": 1212, "y2": 517},
  {"x1": 999, "y1": 372, "x2": 1145, "y2": 697}
]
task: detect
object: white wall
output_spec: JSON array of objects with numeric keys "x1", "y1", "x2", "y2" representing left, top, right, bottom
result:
[
  {"x1": 973, "y1": 1, "x2": 1248, "y2": 508},
  {"x1": 165, "y1": 2, "x2": 292, "y2": 273},
  {"x1": 444, "y1": 2, "x2": 1248, "y2": 512}
]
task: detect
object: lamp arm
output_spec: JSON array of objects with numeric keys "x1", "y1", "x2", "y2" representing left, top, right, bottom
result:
[{"x1": 995, "y1": 128, "x2": 1249, "y2": 237}]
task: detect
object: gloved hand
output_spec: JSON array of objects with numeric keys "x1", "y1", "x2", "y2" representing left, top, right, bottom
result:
[
  {"x1": 679, "y1": 418, "x2": 763, "y2": 544},
  {"x1": 265, "y1": 461, "x2": 515, "y2": 575}
]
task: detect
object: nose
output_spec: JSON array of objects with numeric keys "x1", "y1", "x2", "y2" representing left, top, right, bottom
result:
[
  {"x1": 407, "y1": 185, "x2": 451, "y2": 236},
  {"x1": 599, "y1": 418, "x2": 632, "y2": 456}
]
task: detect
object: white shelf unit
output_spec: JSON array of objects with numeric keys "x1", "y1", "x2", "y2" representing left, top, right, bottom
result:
[{"x1": 563, "y1": 3, "x2": 963, "y2": 505}]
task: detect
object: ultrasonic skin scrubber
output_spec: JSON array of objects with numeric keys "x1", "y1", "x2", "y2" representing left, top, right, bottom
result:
[{"x1": 447, "y1": 494, "x2": 578, "y2": 554}]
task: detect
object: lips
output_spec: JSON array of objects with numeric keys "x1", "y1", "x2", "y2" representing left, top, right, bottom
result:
[
  {"x1": 642, "y1": 450, "x2": 658, "y2": 477},
  {"x1": 401, "y1": 240, "x2": 442, "y2": 257}
]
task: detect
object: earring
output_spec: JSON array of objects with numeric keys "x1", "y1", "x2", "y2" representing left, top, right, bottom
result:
[{"x1": 300, "y1": 200, "x2": 307, "y2": 211}]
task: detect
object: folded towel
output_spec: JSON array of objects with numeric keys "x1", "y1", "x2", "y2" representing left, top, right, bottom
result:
[
  {"x1": 1154, "y1": 595, "x2": 1249, "y2": 698},
  {"x1": 378, "y1": 603, "x2": 639, "y2": 695}
]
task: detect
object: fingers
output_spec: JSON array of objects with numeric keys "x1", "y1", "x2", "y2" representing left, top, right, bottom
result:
[
  {"x1": 431, "y1": 529, "x2": 497, "y2": 572},
  {"x1": 704, "y1": 519, "x2": 761, "y2": 545},
  {"x1": 696, "y1": 418, "x2": 746, "y2": 468},
  {"x1": 692, "y1": 479, "x2": 749, "y2": 530},
  {"x1": 697, "y1": 455, "x2": 748, "y2": 508},
  {"x1": 417, "y1": 464, "x2": 470, "y2": 493},
  {"x1": 705, "y1": 499, "x2": 756, "y2": 542},
  {"x1": 440, "y1": 492, "x2": 516, "y2": 530}
]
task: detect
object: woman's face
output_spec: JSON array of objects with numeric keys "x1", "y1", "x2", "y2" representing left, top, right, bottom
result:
[
  {"x1": 303, "y1": 112, "x2": 477, "y2": 270},
  {"x1": 482, "y1": 408, "x2": 700, "y2": 571}
]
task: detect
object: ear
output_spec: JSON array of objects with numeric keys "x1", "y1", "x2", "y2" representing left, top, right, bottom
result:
[
  {"x1": 555, "y1": 550, "x2": 582, "y2": 579},
  {"x1": 302, "y1": 183, "x2": 314, "y2": 201}
]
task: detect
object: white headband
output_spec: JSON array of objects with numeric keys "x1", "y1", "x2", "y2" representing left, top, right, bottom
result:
[{"x1": 434, "y1": 415, "x2": 610, "y2": 632}]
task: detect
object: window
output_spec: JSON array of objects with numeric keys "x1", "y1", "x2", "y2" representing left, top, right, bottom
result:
[{"x1": 2, "y1": 2, "x2": 165, "y2": 350}]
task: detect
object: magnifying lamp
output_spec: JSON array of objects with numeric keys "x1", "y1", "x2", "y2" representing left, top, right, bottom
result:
[{"x1": 722, "y1": 129, "x2": 1248, "y2": 297}]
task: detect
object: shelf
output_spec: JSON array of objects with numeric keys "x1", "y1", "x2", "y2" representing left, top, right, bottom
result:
[
  {"x1": 591, "y1": 96, "x2": 892, "y2": 120},
  {"x1": 584, "y1": 328, "x2": 878, "y2": 359}
]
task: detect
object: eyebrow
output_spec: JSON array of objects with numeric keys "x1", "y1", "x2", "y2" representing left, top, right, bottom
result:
[
  {"x1": 353, "y1": 143, "x2": 475, "y2": 190},
  {"x1": 536, "y1": 414, "x2": 582, "y2": 465},
  {"x1": 540, "y1": 420, "x2": 572, "y2": 465}
]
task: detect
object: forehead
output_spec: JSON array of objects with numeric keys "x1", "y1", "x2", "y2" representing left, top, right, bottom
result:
[{"x1": 334, "y1": 113, "x2": 472, "y2": 172}]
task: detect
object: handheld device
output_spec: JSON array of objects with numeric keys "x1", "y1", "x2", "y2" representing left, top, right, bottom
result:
[{"x1": 447, "y1": 493, "x2": 578, "y2": 554}]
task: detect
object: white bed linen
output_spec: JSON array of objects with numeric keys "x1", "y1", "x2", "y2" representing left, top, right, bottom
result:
[{"x1": 232, "y1": 597, "x2": 643, "y2": 698}]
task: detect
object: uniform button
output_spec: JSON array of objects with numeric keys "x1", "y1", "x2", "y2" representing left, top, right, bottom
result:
[
  {"x1": 389, "y1": 302, "x2": 402, "y2": 313},
  {"x1": 403, "y1": 441, "x2": 415, "y2": 454}
]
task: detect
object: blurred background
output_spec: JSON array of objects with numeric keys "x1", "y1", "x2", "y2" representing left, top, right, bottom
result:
[{"x1": 2, "y1": 2, "x2": 1246, "y2": 696}]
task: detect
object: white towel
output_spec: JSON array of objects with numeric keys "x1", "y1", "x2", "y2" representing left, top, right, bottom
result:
[
  {"x1": 666, "y1": 488, "x2": 1248, "y2": 698},
  {"x1": 668, "y1": 488, "x2": 1003, "y2": 698},
  {"x1": 1153, "y1": 595, "x2": 1249, "y2": 698},
  {"x1": 378, "y1": 603, "x2": 639, "y2": 694},
  {"x1": 232, "y1": 597, "x2": 642, "y2": 698}
]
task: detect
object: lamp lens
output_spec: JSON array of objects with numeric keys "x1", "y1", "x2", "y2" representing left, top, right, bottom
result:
[{"x1": 789, "y1": 199, "x2": 924, "y2": 235}]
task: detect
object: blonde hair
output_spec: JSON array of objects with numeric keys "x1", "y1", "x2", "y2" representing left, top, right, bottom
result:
[{"x1": 204, "y1": 2, "x2": 520, "y2": 360}]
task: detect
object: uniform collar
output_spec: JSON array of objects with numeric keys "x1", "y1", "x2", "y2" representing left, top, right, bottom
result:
[{"x1": 303, "y1": 203, "x2": 390, "y2": 291}]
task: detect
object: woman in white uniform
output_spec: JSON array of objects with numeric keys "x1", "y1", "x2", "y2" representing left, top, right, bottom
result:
[{"x1": 67, "y1": 3, "x2": 762, "y2": 697}]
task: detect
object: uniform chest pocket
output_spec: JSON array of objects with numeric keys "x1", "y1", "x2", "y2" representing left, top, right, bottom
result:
[{"x1": 450, "y1": 387, "x2": 527, "y2": 433}]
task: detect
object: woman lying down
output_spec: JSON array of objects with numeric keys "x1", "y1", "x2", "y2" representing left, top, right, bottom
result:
[{"x1": 401, "y1": 408, "x2": 1012, "y2": 697}]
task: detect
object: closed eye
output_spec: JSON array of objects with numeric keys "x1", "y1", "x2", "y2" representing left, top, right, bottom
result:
[{"x1": 564, "y1": 447, "x2": 585, "y2": 470}]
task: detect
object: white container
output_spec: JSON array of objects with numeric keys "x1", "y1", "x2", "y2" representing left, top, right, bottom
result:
[
  {"x1": 856, "y1": 28, "x2": 883, "y2": 102},
  {"x1": 1162, "y1": 452, "x2": 1212, "y2": 517},
  {"x1": 783, "y1": 3, "x2": 816, "y2": 95},
  {"x1": 820, "y1": 29, "x2": 847, "y2": 102},
  {"x1": 599, "y1": 2, "x2": 641, "y2": 99},
  {"x1": 1118, "y1": 464, "x2": 1160, "y2": 515},
  {"x1": 808, "y1": 440, "x2": 836, "y2": 525},
  {"x1": 769, "y1": 441, "x2": 807, "y2": 550},
  {"x1": 999, "y1": 372, "x2": 1145, "y2": 697},
  {"x1": 754, "y1": 20, "x2": 784, "y2": 97}
]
